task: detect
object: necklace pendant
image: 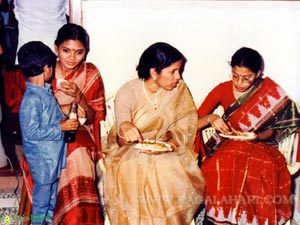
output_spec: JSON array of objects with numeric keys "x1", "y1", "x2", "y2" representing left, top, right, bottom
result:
[{"x1": 143, "y1": 80, "x2": 160, "y2": 111}]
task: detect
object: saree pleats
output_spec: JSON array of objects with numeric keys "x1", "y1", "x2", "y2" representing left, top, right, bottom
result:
[
  {"x1": 53, "y1": 148, "x2": 103, "y2": 225},
  {"x1": 202, "y1": 140, "x2": 291, "y2": 225},
  {"x1": 105, "y1": 146, "x2": 205, "y2": 225}
]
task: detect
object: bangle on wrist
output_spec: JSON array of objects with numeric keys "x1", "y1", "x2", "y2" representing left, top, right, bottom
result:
[
  {"x1": 207, "y1": 115, "x2": 211, "y2": 123},
  {"x1": 256, "y1": 134, "x2": 260, "y2": 141},
  {"x1": 168, "y1": 141, "x2": 177, "y2": 150},
  {"x1": 76, "y1": 91, "x2": 83, "y2": 103},
  {"x1": 117, "y1": 130, "x2": 126, "y2": 139}
]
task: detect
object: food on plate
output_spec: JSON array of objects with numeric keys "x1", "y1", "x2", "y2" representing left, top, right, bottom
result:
[
  {"x1": 219, "y1": 131, "x2": 256, "y2": 141},
  {"x1": 135, "y1": 140, "x2": 173, "y2": 152},
  {"x1": 230, "y1": 130, "x2": 249, "y2": 136}
]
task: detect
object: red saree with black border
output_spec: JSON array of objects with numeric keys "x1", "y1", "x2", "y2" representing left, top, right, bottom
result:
[{"x1": 197, "y1": 77, "x2": 300, "y2": 225}]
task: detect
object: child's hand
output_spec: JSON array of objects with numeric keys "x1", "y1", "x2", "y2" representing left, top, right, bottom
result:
[{"x1": 60, "y1": 118, "x2": 79, "y2": 131}]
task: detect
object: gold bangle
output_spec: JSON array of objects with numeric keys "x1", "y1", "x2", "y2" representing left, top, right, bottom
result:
[
  {"x1": 117, "y1": 130, "x2": 126, "y2": 139},
  {"x1": 168, "y1": 142, "x2": 177, "y2": 150},
  {"x1": 207, "y1": 115, "x2": 211, "y2": 123},
  {"x1": 76, "y1": 91, "x2": 83, "y2": 103}
]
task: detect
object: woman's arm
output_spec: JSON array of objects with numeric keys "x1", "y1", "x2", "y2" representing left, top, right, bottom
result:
[
  {"x1": 197, "y1": 82, "x2": 235, "y2": 134},
  {"x1": 75, "y1": 90, "x2": 95, "y2": 123},
  {"x1": 256, "y1": 129, "x2": 275, "y2": 142},
  {"x1": 115, "y1": 80, "x2": 144, "y2": 146},
  {"x1": 117, "y1": 121, "x2": 143, "y2": 146}
]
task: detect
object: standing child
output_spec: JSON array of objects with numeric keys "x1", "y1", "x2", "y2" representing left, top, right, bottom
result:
[{"x1": 18, "y1": 41, "x2": 79, "y2": 225}]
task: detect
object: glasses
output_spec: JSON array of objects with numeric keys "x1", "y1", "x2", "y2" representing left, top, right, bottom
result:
[{"x1": 230, "y1": 72, "x2": 255, "y2": 83}]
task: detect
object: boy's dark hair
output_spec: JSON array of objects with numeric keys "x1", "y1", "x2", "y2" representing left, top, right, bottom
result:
[{"x1": 17, "y1": 41, "x2": 57, "y2": 77}]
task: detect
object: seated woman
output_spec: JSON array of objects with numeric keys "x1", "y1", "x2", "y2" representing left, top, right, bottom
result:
[
  {"x1": 103, "y1": 42, "x2": 206, "y2": 225},
  {"x1": 195, "y1": 47, "x2": 300, "y2": 225}
]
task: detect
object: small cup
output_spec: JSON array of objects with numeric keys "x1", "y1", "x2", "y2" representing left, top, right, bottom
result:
[{"x1": 57, "y1": 78, "x2": 67, "y2": 89}]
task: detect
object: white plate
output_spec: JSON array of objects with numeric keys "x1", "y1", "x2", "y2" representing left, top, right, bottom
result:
[
  {"x1": 135, "y1": 140, "x2": 173, "y2": 153},
  {"x1": 219, "y1": 132, "x2": 256, "y2": 141}
]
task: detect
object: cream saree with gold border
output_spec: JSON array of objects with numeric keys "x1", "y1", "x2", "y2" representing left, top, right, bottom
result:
[{"x1": 104, "y1": 79, "x2": 205, "y2": 225}]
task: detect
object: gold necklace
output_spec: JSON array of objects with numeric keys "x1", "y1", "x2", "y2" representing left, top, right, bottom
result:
[{"x1": 142, "y1": 80, "x2": 161, "y2": 110}]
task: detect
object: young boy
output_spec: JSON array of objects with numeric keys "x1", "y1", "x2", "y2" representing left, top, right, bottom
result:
[{"x1": 18, "y1": 41, "x2": 79, "y2": 225}]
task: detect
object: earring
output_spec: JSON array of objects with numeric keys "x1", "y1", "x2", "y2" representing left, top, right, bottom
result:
[{"x1": 152, "y1": 76, "x2": 156, "y2": 81}]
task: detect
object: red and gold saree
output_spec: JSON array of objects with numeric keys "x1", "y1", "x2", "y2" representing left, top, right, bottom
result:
[{"x1": 51, "y1": 62, "x2": 106, "y2": 225}]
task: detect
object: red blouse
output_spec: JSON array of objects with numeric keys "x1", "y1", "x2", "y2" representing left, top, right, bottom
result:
[
  {"x1": 198, "y1": 80, "x2": 235, "y2": 118},
  {"x1": 195, "y1": 80, "x2": 235, "y2": 157}
]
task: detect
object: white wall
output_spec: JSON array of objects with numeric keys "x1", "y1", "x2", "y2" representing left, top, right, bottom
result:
[{"x1": 82, "y1": 0, "x2": 300, "y2": 106}]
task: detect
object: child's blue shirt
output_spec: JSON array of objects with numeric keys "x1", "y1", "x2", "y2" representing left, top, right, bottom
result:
[{"x1": 19, "y1": 82, "x2": 66, "y2": 184}]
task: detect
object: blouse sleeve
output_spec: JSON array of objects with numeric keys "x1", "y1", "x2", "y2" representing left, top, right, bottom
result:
[
  {"x1": 197, "y1": 81, "x2": 235, "y2": 117},
  {"x1": 114, "y1": 82, "x2": 136, "y2": 130},
  {"x1": 195, "y1": 81, "x2": 233, "y2": 162}
]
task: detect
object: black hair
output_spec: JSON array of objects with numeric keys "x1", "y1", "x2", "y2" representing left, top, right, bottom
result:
[
  {"x1": 230, "y1": 47, "x2": 264, "y2": 74},
  {"x1": 55, "y1": 23, "x2": 90, "y2": 60},
  {"x1": 136, "y1": 42, "x2": 186, "y2": 79},
  {"x1": 17, "y1": 41, "x2": 56, "y2": 77}
]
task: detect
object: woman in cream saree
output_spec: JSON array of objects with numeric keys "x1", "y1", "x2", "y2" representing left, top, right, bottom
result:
[{"x1": 103, "y1": 42, "x2": 205, "y2": 225}]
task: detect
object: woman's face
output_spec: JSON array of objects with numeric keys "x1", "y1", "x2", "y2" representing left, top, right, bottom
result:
[
  {"x1": 55, "y1": 40, "x2": 86, "y2": 72},
  {"x1": 153, "y1": 60, "x2": 182, "y2": 91},
  {"x1": 231, "y1": 66, "x2": 259, "y2": 93}
]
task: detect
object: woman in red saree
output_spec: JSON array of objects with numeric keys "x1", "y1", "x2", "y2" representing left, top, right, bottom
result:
[
  {"x1": 20, "y1": 23, "x2": 105, "y2": 225},
  {"x1": 51, "y1": 23, "x2": 105, "y2": 225},
  {"x1": 195, "y1": 47, "x2": 300, "y2": 225}
]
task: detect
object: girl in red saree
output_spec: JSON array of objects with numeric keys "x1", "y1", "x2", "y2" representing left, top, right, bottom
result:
[
  {"x1": 195, "y1": 47, "x2": 300, "y2": 225},
  {"x1": 51, "y1": 24, "x2": 105, "y2": 225}
]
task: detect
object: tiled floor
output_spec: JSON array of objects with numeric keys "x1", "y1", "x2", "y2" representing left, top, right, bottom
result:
[{"x1": 0, "y1": 166, "x2": 23, "y2": 225}]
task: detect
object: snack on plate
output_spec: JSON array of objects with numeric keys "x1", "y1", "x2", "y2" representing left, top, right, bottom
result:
[
  {"x1": 135, "y1": 140, "x2": 173, "y2": 152},
  {"x1": 230, "y1": 130, "x2": 248, "y2": 136},
  {"x1": 219, "y1": 131, "x2": 256, "y2": 141}
]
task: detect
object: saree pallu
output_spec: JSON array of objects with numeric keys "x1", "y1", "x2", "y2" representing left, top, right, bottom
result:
[
  {"x1": 52, "y1": 62, "x2": 105, "y2": 225},
  {"x1": 203, "y1": 77, "x2": 300, "y2": 157}
]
